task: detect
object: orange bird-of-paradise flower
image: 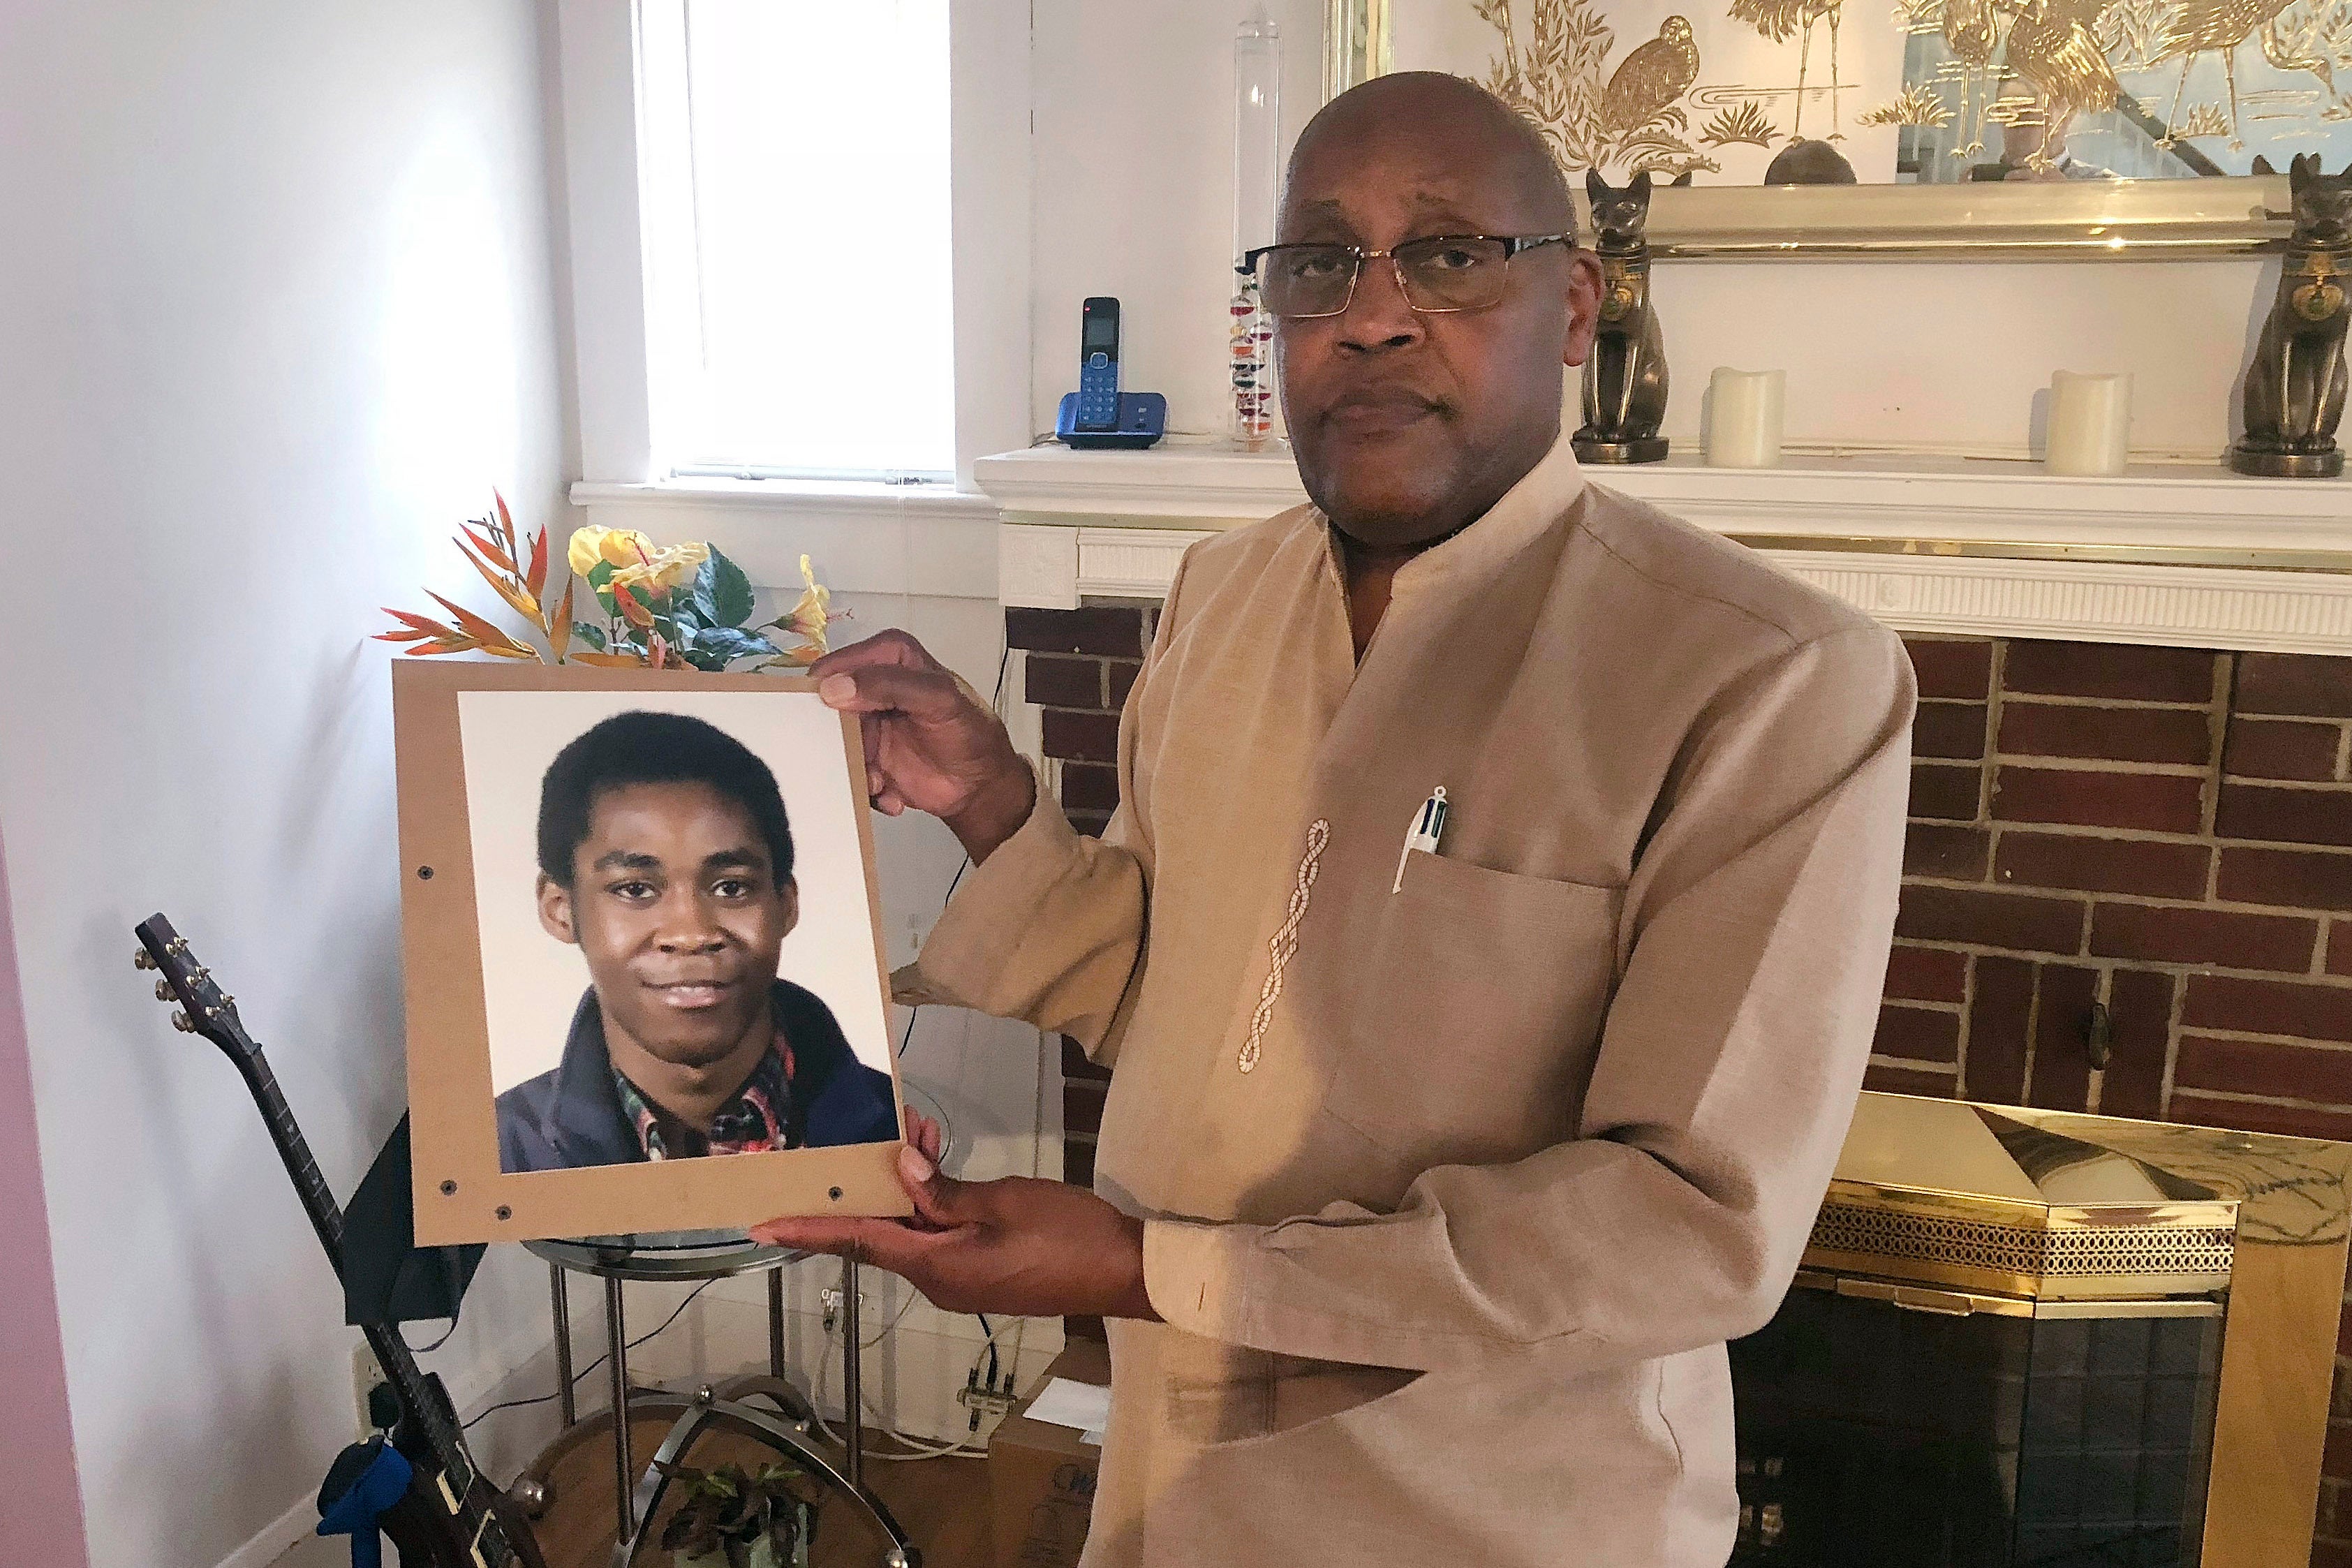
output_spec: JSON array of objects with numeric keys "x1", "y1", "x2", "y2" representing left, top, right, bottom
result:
[{"x1": 375, "y1": 490, "x2": 572, "y2": 662}]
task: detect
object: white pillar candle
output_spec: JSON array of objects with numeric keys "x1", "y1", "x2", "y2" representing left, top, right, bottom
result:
[
  {"x1": 2045, "y1": 371, "x2": 2132, "y2": 477},
  {"x1": 1705, "y1": 368, "x2": 1786, "y2": 469}
]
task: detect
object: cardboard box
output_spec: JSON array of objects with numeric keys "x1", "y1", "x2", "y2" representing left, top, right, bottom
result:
[{"x1": 988, "y1": 1338, "x2": 1109, "y2": 1568}]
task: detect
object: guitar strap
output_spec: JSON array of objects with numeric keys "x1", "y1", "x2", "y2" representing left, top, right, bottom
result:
[{"x1": 342, "y1": 1114, "x2": 485, "y2": 1328}]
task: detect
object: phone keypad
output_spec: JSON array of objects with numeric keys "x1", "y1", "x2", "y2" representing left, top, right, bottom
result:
[{"x1": 1079, "y1": 357, "x2": 1117, "y2": 425}]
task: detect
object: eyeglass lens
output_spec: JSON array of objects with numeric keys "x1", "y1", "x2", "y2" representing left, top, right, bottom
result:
[{"x1": 1259, "y1": 237, "x2": 1514, "y2": 318}]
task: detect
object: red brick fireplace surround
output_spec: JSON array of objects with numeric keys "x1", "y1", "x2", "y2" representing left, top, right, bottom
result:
[{"x1": 1009, "y1": 602, "x2": 2352, "y2": 1563}]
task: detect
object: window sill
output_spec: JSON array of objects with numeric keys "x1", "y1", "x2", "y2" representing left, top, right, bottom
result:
[
  {"x1": 571, "y1": 475, "x2": 998, "y2": 516},
  {"x1": 567, "y1": 478, "x2": 1000, "y2": 600}
]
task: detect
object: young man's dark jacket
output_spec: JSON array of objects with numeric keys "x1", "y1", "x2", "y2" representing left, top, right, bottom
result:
[{"x1": 495, "y1": 977, "x2": 896, "y2": 1172}]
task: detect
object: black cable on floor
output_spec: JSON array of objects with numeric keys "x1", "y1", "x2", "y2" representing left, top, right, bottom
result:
[{"x1": 459, "y1": 1278, "x2": 716, "y2": 1431}]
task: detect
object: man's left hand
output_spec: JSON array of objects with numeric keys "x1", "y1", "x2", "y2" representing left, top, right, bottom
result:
[{"x1": 751, "y1": 1132, "x2": 1161, "y2": 1322}]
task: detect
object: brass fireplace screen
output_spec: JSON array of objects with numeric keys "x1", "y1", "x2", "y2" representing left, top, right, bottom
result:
[{"x1": 1729, "y1": 1094, "x2": 2352, "y2": 1567}]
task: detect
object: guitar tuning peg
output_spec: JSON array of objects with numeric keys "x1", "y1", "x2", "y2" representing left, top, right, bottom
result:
[
  {"x1": 155, "y1": 979, "x2": 173, "y2": 1002},
  {"x1": 133, "y1": 949, "x2": 156, "y2": 970},
  {"x1": 170, "y1": 1011, "x2": 196, "y2": 1033}
]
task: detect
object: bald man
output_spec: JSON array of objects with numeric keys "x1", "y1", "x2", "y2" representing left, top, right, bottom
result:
[{"x1": 757, "y1": 75, "x2": 1915, "y2": 1566}]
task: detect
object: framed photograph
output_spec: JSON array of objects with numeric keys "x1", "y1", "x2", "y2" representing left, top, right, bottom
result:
[
  {"x1": 394, "y1": 663, "x2": 910, "y2": 1245},
  {"x1": 1326, "y1": 0, "x2": 2332, "y2": 253}
]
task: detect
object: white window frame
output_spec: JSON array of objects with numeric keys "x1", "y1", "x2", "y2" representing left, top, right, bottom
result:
[{"x1": 552, "y1": 0, "x2": 1032, "y2": 496}]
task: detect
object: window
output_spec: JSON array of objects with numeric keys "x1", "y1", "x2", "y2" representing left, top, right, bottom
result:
[{"x1": 638, "y1": 0, "x2": 954, "y2": 482}]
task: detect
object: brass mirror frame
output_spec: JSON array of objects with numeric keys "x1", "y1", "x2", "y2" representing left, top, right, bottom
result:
[{"x1": 1324, "y1": 0, "x2": 2295, "y2": 258}]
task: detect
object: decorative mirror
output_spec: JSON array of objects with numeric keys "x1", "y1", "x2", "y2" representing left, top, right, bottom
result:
[{"x1": 1326, "y1": 0, "x2": 2349, "y2": 253}]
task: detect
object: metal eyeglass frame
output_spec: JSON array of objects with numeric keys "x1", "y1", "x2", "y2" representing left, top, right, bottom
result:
[{"x1": 1237, "y1": 232, "x2": 1576, "y2": 319}]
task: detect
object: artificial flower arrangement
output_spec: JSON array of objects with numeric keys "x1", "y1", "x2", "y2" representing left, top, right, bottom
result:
[
  {"x1": 375, "y1": 494, "x2": 841, "y2": 670},
  {"x1": 652, "y1": 1458, "x2": 820, "y2": 1568}
]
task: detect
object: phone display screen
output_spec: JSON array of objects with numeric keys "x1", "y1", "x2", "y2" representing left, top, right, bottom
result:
[{"x1": 1083, "y1": 313, "x2": 1118, "y2": 353}]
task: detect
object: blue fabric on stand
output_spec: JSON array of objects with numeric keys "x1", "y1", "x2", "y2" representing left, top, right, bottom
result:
[{"x1": 315, "y1": 1438, "x2": 413, "y2": 1568}]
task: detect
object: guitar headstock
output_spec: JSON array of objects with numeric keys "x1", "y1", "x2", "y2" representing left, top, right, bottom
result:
[{"x1": 134, "y1": 913, "x2": 253, "y2": 1063}]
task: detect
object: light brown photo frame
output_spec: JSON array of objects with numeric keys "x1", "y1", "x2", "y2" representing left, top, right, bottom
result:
[{"x1": 394, "y1": 661, "x2": 912, "y2": 1245}]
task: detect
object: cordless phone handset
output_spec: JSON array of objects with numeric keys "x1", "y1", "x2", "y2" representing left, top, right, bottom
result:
[{"x1": 1076, "y1": 297, "x2": 1122, "y2": 434}]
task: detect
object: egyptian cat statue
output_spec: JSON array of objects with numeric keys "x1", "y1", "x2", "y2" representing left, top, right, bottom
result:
[
  {"x1": 2231, "y1": 154, "x2": 2350, "y2": 479},
  {"x1": 1574, "y1": 168, "x2": 1670, "y2": 464}
]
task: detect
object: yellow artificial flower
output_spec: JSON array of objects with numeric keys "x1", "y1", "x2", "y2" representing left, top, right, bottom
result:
[
  {"x1": 607, "y1": 541, "x2": 708, "y2": 600},
  {"x1": 771, "y1": 554, "x2": 836, "y2": 664},
  {"x1": 566, "y1": 526, "x2": 658, "y2": 577},
  {"x1": 778, "y1": 554, "x2": 831, "y2": 640},
  {"x1": 651, "y1": 540, "x2": 709, "y2": 590},
  {"x1": 565, "y1": 527, "x2": 606, "y2": 577}
]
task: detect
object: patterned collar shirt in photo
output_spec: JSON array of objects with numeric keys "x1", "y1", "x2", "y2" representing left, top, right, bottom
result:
[
  {"x1": 900, "y1": 431, "x2": 1918, "y2": 1568},
  {"x1": 612, "y1": 1033, "x2": 802, "y2": 1160}
]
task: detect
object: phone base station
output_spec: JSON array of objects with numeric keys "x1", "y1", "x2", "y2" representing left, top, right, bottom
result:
[{"x1": 1056, "y1": 391, "x2": 1167, "y2": 450}]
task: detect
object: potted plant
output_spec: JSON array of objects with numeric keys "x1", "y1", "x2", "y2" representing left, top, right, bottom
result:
[{"x1": 654, "y1": 1459, "x2": 820, "y2": 1568}]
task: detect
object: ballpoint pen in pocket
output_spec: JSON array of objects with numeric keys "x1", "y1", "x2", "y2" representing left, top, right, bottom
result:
[{"x1": 1392, "y1": 786, "x2": 1449, "y2": 894}]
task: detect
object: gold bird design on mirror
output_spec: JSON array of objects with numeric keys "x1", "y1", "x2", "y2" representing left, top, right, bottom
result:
[
  {"x1": 2004, "y1": 0, "x2": 2122, "y2": 169},
  {"x1": 1602, "y1": 17, "x2": 1703, "y2": 135},
  {"x1": 1941, "y1": 0, "x2": 2004, "y2": 158},
  {"x1": 2161, "y1": 0, "x2": 2300, "y2": 147},
  {"x1": 1729, "y1": 0, "x2": 1851, "y2": 139}
]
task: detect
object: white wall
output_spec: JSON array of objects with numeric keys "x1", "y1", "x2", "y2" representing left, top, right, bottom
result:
[
  {"x1": 1028, "y1": 0, "x2": 2275, "y2": 463},
  {"x1": 0, "y1": 3, "x2": 568, "y2": 1565}
]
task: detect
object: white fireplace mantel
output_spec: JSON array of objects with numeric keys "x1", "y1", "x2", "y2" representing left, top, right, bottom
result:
[{"x1": 973, "y1": 444, "x2": 2352, "y2": 655}]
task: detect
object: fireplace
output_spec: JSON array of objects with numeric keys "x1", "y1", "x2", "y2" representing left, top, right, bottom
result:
[{"x1": 1731, "y1": 1095, "x2": 2248, "y2": 1566}]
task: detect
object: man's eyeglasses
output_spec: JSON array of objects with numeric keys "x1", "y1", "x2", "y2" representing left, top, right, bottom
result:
[{"x1": 1238, "y1": 232, "x2": 1574, "y2": 320}]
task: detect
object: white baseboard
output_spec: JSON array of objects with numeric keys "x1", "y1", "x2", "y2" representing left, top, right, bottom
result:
[
  {"x1": 214, "y1": 1492, "x2": 318, "y2": 1568},
  {"x1": 214, "y1": 1322, "x2": 554, "y2": 1568}
]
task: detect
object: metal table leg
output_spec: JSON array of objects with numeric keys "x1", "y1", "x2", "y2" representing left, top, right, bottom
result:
[
  {"x1": 768, "y1": 1267, "x2": 785, "y2": 1382},
  {"x1": 551, "y1": 1264, "x2": 576, "y2": 1428},
  {"x1": 606, "y1": 1274, "x2": 634, "y2": 1540},
  {"x1": 843, "y1": 1255, "x2": 864, "y2": 1492}
]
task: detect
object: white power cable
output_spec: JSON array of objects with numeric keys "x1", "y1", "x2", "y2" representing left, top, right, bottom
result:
[
  {"x1": 792, "y1": 637, "x2": 1061, "y2": 1463},
  {"x1": 808, "y1": 1287, "x2": 1037, "y2": 1461}
]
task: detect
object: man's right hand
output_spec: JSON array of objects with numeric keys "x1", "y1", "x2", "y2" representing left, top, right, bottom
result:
[{"x1": 810, "y1": 630, "x2": 1037, "y2": 863}]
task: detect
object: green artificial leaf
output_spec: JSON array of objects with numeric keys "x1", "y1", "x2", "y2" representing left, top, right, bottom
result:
[
  {"x1": 692, "y1": 625, "x2": 777, "y2": 666},
  {"x1": 574, "y1": 621, "x2": 608, "y2": 652},
  {"x1": 694, "y1": 547, "x2": 756, "y2": 628},
  {"x1": 587, "y1": 559, "x2": 616, "y2": 616}
]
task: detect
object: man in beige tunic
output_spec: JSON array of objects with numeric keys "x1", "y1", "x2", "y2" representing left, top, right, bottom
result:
[{"x1": 755, "y1": 73, "x2": 1916, "y2": 1566}]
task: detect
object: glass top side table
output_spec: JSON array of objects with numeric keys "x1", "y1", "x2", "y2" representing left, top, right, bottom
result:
[{"x1": 522, "y1": 1230, "x2": 916, "y2": 1567}]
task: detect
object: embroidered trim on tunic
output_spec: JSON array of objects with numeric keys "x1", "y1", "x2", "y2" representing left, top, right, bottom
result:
[{"x1": 1238, "y1": 818, "x2": 1331, "y2": 1074}]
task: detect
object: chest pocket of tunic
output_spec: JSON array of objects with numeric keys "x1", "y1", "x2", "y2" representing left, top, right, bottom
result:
[{"x1": 1325, "y1": 851, "x2": 1622, "y2": 1171}]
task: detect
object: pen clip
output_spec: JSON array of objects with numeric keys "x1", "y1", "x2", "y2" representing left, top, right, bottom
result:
[{"x1": 1391, "y1": 786, "x2": 1449, "y2": 894}]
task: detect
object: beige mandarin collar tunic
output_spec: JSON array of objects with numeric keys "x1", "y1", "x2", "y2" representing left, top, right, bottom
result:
[{"x1": 914, "y1": 434, "x2": 1917, "y2": 1566}]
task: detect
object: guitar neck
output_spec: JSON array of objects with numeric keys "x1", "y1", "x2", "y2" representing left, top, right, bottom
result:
[
  {"x1": 234, "y1": 1047, "x2": 487, "y2": 1520},
  {"x1": 235, "y1": 1047, "x2": 346, "y2": 1272}
]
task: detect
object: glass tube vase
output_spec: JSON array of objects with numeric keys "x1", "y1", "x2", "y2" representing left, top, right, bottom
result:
[{"x1": 1232, "y1": 10, "x2": 1281, "y2": 451}]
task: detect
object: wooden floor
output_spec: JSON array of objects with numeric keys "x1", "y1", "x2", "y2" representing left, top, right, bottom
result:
[{"x1": 525, "y1": 1410, "x2": 993, "y2": 1568}]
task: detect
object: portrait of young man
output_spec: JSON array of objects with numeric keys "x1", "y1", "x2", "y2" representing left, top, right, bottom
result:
[{"x1": 495, "y1": 708, "x2": 899, "y2": 1174}]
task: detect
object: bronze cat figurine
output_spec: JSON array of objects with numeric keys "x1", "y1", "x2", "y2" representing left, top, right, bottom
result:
[
  {"x1": 1575, "y1": 169, "x2": 1671, "y2": 464},
  {"x1": 2231, "y1": 154, "x2": 2349, "y2": 479}
]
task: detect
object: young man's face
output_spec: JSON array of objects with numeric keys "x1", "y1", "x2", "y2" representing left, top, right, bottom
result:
[{"x1": 538, "y1": 781, "x2": 797, "y2": 1070}]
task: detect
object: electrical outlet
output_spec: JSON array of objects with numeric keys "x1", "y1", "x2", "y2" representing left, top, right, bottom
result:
[
  {"x1": 351, "y1": 1343, "x2": 390, "y2": 1440},
  {"x1": 819, "y1": 1287, "x2": 873, "y2": 1334},
  {"x1": 955, "y1": 1385, "x2": 1015, "y2": 1417}
]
